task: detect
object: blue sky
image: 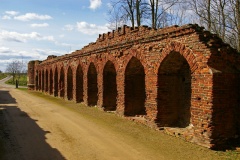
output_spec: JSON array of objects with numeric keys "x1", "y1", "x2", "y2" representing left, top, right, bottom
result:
[{"x1": 0, "y1": 0, "x2": 112, "y2": 71}]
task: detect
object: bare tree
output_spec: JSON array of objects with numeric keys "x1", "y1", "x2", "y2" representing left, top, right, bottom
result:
[
  {"x1": 107, "y1": 3, "x2": 127, "y2": 30},
  {"x1": 227, "y1": 0, "x2": 240, "y2": 51},
  {"x1": 189, "y1": 0, "x2": 240, "y2": 52},
  {"x1": 147, "y1": 0, "x2": 181, "y2": 28},
  {"x1": 108, "y1": 0, "x2": 148, "y2": 28},
  {"x1": 5, "y1": 60, "x2": 24, "y2": 83},
  {"x1": 190, "y1": 0, "x2": 212, "y2": 30}
]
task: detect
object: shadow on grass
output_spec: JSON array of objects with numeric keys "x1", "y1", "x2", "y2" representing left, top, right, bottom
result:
[{"x1": 0, "y1": 90, "x2": 66, "y2": 160}]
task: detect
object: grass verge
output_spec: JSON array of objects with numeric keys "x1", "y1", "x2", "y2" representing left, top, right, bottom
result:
[
  {"x1": 20, "y1": 89, "x2": 240, "y2": 160},
  {"x1": 5, "y1": 74, "x2": 27, "y2": 86},
  {"x1": 0, "y1": 73, "x2": 8, "y2": 80}
]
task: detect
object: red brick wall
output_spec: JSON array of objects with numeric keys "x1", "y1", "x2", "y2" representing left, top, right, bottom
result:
[{"x1": 28, "y1": 24, "x2": 240, "y2": 149}]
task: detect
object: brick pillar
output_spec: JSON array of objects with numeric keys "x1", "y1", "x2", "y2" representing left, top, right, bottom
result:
[
  {"x1": 145, "y1": 70, "x2": 158, "y2": 123},
  {"x1": 97, "y1": 66, "x2": 103, "y2": 108},
  {"x1": 116, "y1": 67, "x2": 124, "y2": 115},
  {"x1": 64, "y1": 68, "x2": 67, "y2": 100},
  {"x1": 72, "y1": 69, "x2": 77, "y2": 102},
  {"x1": 190, "y1": 73, "x2": 213, "y2": 148},
  {"x1": 27, "y1": 61, "x2": 35, "y2": 90},
  {"x1": 83, "y1": 67, "x2": 88, "y2": 105}
]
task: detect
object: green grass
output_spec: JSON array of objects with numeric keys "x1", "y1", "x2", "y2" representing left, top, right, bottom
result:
[
  {"x1": 5, "y1": 74, "x2": 27, "y2": 86},
  {"x1": 20, "y1": 89, "x2": 240, "y2": 160},
  {"x1": 0, "y1": 73, "x2": 8, "y2": 80}
]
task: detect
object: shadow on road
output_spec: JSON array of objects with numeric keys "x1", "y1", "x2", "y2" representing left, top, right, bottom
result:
[
  {"x1": 0, "y1": 90, "x2": 16, "y2": 104},
  {"x1": 0, "y1": 90, "x2": 66, "y2": 160}
]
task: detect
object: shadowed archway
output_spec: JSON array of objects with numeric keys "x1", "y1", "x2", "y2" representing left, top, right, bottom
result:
[
  {"x1": 35, "y1": 71, "x2": 38, "y2": 90},
  {"x1": 45, "y1": 70, "x2": 48, "y2": 92},
  {"x1": 39, "y1": 71, "x2": 41, "y2": 91},
  {"x1": 124, "y1": 57, "x2": 146, "y2": 116},
  {"x1": 59, "y1": 67, "x2": 65, "y2": 98},
  {"x1": 76, "y1": 65, "x2": 83, "y2": 103},
  {"x1": 103, "y1": 61, "x2": 117, "y2": 111},
  {"x1": 49, "y1": 69, "x2": 53, "y2": 95},
  {"x1": 87, "y1": 63, "x2": 98, "y2": 106},
  {"x1": 42, "y1": 71, "x2": 44, "y2": 92},
  {"x1": 157, "y1": 51, "x2": 191, "y2": 128},
  {"x1": 54, "y1": 68, "x2": 58, "y2": 97},
  {"x1": 67, "y1": 67, "x2": 73, "y2": 100}
]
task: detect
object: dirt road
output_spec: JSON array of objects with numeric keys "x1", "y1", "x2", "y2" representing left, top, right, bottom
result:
[
  {"x1": 0, "y1": 81, "x2": 237, "y2": 159},
  {"x1": 0, "y1": 87, "x2": 150, "y2": 160}
]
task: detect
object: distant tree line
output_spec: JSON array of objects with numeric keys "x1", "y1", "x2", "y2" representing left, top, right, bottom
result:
[{"x1": 107, "y1": 0, "x2": 240, "y2": 52}]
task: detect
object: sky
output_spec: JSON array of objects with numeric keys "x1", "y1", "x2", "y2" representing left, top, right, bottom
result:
[{"x1": 0, "y1": 0, "x2": 112, "y2": 71}]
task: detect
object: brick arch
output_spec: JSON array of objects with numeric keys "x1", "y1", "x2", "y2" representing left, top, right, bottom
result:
[
  {"x1": 157, "y1": 50, "x2": 192, "y2": 128},
  {"x1": 156, "y1": 41, "x2": 203, "y2": 74},
  {"x1": 100, "y1": 54, "x2": 119, "y2": 73},
  {"x1": 122, "y1": 50, "x2": 148, "y2": 75},
  {"x1": 154, "y1": 41, "x2": 207, "y2": 129}
]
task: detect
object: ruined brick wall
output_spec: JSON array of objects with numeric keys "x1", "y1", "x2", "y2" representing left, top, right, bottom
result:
[{"x1": 27, "y1": 24, "x2": 240, "y2": 149}]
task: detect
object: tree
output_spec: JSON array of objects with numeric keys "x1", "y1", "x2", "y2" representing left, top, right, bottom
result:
[
  {"x1": 107, "y1": 3, "x2": 127, "y2": 30},
  {"x1": 148, "y1": 0, "x2": 180, "y2": 28},
  {"x1": 227, "y1": 0, "x2": 240, "y2": 51},
  {"x1": 189, "y1": 0, "x2": 240, "y2": 52},
  {"x1": 5, "y1": 60, "x2": 24, "y2": 83},
  {"x1": 108, "y1": 0, "x2": 182, "y2": 29},
  {"x1": 108, "y1": 0, "x2": 148, "y2": 28}
]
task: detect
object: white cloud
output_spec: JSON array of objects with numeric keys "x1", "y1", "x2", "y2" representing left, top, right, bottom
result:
[
  {"x1": 33, "y1": 48, "x2": 62, "y2": 57},
  {"x1": 31, "y1": 23, "x2": 49, "y2": 28},
  {"x1": 76, "y1": 21, "x2": 109, "y2": 35},
  {"x1": 5, "y1": 11, "x2": 19, "y2": 16},
  {"x1": 14, "y1": 13, "x2": 52, "y2": 21},
  {"x1": 0, "y1": 47, "x2": 12, "y2": 53},
  {"x1": 89, "y1": 0, "x2": 102, "y2": 10},
  {"x1": 2, "y1": 15, "x2": 11, "y2": 20},
  {"x1": 0, "y1": 46, "x2": 64, "y2": 71},
  {"x1": 63, "y1": 24, "x2": 74, "y2": 31},
  {"x1": 0, "y1": 30, "x2": 54, "y2": 43}
]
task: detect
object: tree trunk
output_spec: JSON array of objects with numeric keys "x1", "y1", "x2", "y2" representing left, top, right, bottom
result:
[
  {"x1": 237, "y1": 0, "x2": 240, "y2": 51},
  {"x1": 207, "y1": 0, "x2": 211, "y2": 30},
  {"x1": 136, "y1": 0, "x2": 141, "y2": 26}
]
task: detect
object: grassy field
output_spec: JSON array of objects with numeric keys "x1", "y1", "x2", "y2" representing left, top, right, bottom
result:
[
  {"x1": 0, "y1": 73, "x2": 8, "y2": 80},
  {"x1": 5, "y1": 74, "x2": 27, "y2": 86}
]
